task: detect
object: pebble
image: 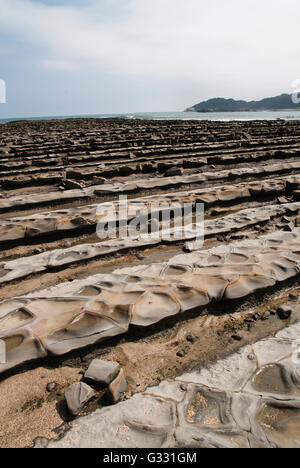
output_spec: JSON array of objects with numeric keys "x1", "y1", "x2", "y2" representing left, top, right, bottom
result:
[
  {"x1": 136, "y1": 253, "x2": 145, "y2": 261},
  {"x1": 186, "y1": 334, "x2": 196, "y2": 343},
  {"x1": 46, "y1": 382, "x2": 57, "y2": 392},
  {"x1": 33, "y1": 248, "x2": 43, "y2": 255},
  {"x1": 277, "y1": 305, "x2": 293, "y2": 320},
  {"x1": 232, "y1": 334, "x2": 243, "y2": 342}
]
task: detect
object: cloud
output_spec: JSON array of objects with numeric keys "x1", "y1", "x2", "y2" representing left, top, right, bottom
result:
[{"x1": 0, "y1": 0, "x2": 300, "y2": 99}]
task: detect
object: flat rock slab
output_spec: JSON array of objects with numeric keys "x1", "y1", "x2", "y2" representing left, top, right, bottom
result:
[
  {"x1": 85, "y1": 360, "x2": 120, "y2": 385},
  {"x1": 65, "y1": 382, "x2": 96, "y2": 416}
]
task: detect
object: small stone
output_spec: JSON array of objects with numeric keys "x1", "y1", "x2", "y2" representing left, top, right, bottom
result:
[
  {"x1": 248, "y1": 354, "x2": 256, "y2": 361},
  {"x1": 261, "y1": 311, "x2": 271, "y2": 321},
  {"x1": 277, "y1": 305, "x2": 292, "y2": 320},
  {"x1": 176, "y1": 351, "x2": 186, "y2": 358},
  {"x1": 46, "y1": 382, "x2": 57, "y2": 392},
  {"x1": 283, "y1": 224, "x2": 293, "y2": 232},
  {"x1": 106, "y1": 369, "x2": 128, "y2": 404},
  {"x1": 136, "y1": 253, "x2": 145, "y2": 261},
  {"x1": 232, "y1": 334, "x2": 242, "y2": 342},
  {"x1": 65, "y1": 382, "x2": 96, "y2": 416},
  {"x1": 84, "y1": 359, "x2": 120, "y2": 385},
  {"x1": 180, "y1": 384, "x2": 187, "y2": 392},
  {"x1": 289, "y1": 293, "x2": 298, "y2": 301},
  {"x1": 186, "y1": 334, "x2": 196, "y2": 343}
]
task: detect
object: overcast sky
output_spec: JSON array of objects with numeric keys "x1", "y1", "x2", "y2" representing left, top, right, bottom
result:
[{"x1": 0, "y1": 0, "x2": 299, "y2": 118}]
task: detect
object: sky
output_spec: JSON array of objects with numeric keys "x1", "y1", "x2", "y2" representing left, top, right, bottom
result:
[{"x1": 0, "y1": 0, "x2": 299, "y2": 118}]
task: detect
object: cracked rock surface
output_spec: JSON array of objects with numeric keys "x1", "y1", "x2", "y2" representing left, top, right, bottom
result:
[{"x1": 44, "y1": 320, "x2": 300, "y2": 448}]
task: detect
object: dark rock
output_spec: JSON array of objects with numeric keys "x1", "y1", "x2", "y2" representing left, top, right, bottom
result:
[
  {"x1": 232, "y1": 334, "x2": 242, "y2": 342},
  {"x1": 245, "y1": 318, "x2": 254, "y2": 324},
  {"x1": 289, "y1": 293, "x2": 298, "y2": 301},
  {"x1": 136, "y1": 253, "x2": 145, "y2": 261},
  {"x1": 177, "y1": 351, "x2": 186, "y2": 358},
  {"x1": 277, "y1": 305, "x2": 292, "y2": 320},
  {"x1": 84, "y1": 359, "x2": 120, "y2": 385},
  {"x1": 65, "y1": 382, "x2": 96, "y2": 416}
]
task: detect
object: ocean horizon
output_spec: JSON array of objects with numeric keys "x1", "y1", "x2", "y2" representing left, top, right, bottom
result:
[{"x1": 1, "y1": 110, "x2": 300, "y2": 124}]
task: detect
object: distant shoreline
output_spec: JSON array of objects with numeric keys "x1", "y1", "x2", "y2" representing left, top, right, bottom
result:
[
  {"x1": 2, "y1": 110, "x2": 300, "y2": 125},
  {"x1": 185, "y1": 108, "x2": 300, "y2": 113}
]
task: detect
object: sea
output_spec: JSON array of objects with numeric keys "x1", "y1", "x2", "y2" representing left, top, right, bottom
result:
[{"x1": 1, "y1": 110, "x2": 300, "y2": 124}]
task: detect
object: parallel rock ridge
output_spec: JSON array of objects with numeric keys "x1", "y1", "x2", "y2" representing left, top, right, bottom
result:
[
  {"x1": 0, "y1": 201, "x2": 298, "y2": 285},
  {"x1": 0, "y1": 172, "x2": 299, "y2": 244},
  {"x1": 1, "y1": 229, "x2": 300, "y2": 374},
  {"x1": 2, "y1": 119, "x2": 300, "y2": 448}
]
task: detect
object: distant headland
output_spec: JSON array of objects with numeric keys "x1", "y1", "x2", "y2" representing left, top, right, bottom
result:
[{"x1": 185, "y1": 93, "x2": 300, "y2": 113}]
